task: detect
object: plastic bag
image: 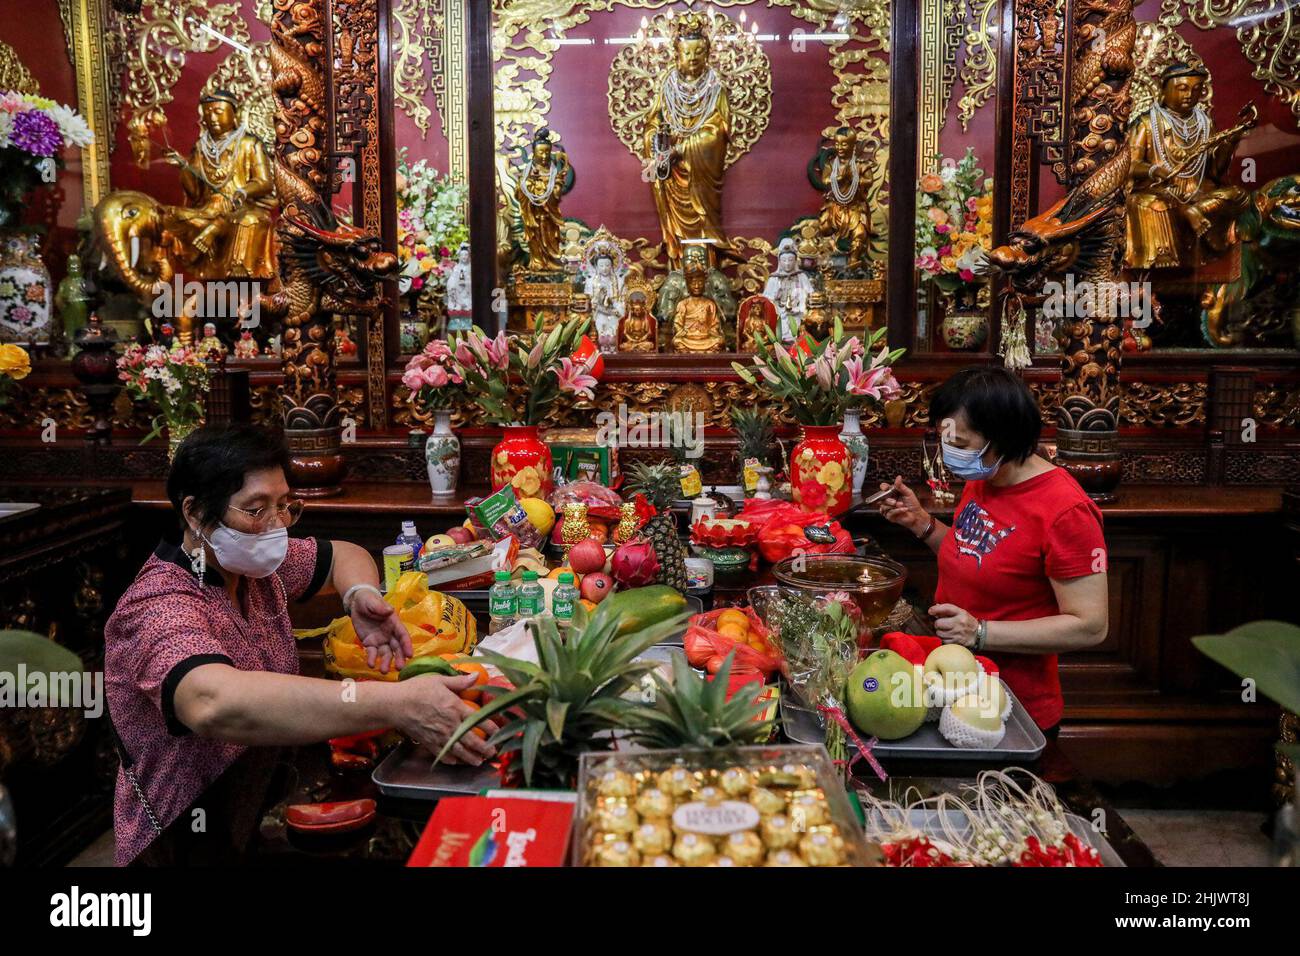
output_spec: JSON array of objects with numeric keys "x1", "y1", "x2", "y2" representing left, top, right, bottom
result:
[
  {"x1": 748, "y1": 501, "x2": 854, "y2": 563},
  {"x1": 879, "y1": 631, "x2": 999, "y2": 676},
  {"x1": 683, "y1": 607, "x2": 782, "y2": 677},
  {"x1": 548, "y1": 480, "x2": 623, "y2": 521}
]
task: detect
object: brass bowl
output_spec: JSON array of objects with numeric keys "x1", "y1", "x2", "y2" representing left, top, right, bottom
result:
[{"x1": 770, "y1": 554, "x2": 907, "y2": 629}]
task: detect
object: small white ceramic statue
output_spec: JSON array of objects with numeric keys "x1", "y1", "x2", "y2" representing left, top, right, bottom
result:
[
  {"x1": 762, "y1": 237, "x2": 814, "y2": 342},
  {"x1": 445, "y1": 242, "x2": 472, "y2": 331}
]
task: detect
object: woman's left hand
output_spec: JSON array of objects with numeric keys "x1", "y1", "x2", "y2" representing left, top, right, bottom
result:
[
  {"x1": 351, "y1": 589, "x2": 414, "y2": 674},
  {"x1": 929, "y1": 603, "x2": 978, "y2": 649}
]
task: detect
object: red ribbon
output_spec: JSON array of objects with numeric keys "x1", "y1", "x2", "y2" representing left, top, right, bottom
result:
[{"x1": 817, "y1": 704, "x2": 887, "y2": 782}]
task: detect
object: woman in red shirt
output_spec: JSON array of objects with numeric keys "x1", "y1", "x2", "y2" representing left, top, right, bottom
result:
[{"x1": 878, "y1": 367, "x2": 1109, "y2": 731}]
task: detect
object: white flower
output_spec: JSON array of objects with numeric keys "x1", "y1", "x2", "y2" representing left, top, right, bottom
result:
[
  {"x1": 47, "y1": 103, "x2": 93, "y2": 148},
  {"x1": 0, "y1": 113, "x2": 12, "y2": 150},
  {"x1": 940, "y1": 165, "x2": 957, "y2": 183}
]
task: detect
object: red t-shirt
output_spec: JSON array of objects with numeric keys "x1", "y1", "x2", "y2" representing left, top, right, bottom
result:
[{"x1": 934, "y1": 466, "x2": 1105, "y2": 729}]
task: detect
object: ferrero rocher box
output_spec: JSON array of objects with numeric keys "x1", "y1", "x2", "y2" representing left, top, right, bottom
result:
[{"x1": 573, "y1": 744, "x2": 879, "y2": 867}]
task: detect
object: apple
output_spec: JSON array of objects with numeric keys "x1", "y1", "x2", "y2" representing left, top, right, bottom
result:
[
  {"x1": 580, "y1": 572, "x2": 614, "y2": 604},
  {"x1": 445, "y1": 526, "x2": 474, "y2": 545}
]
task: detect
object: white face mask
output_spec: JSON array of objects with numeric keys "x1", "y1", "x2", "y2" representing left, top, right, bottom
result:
[{"x1": 200, "y1": 523, "x2": 289, "y2": 579}]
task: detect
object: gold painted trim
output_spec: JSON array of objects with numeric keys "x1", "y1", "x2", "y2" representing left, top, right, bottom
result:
[
  {"x1": 66, "y1": 0, "x2": 113, "y2": 209},
  {"x1": 444, "y1": 0, "x2": 469, "y2": 183}
]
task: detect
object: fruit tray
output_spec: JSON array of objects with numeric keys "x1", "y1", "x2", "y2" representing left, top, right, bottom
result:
[
  {"x1": 372, "y1": 742, "x2": 501, "y2": 800},
  {"x1": 780, "y1": 681, "x2": 1047, "y2": 762},
  {"x1": 573, "y1": 744, "x2": 881, "y2": 867},
  {"x1": 861, "y1": 807, "x2": 1125, "y2": 867}
]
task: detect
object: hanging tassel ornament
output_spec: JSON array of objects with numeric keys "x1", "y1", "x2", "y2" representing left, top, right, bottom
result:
[{"x1": 1000, "y1": 296, "x2": 1032, "y2": 372}]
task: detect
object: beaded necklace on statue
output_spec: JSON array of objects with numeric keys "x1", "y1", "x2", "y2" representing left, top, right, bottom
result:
[
  {"x1": 1149, "y1": 103, "x2": 1210, "y2": 192},
  {"x1": 199, "y1": 122, "x2": 246, "y2": 168},
  {"x1": 520, "y1": 157, "x2": 560, "y2": 206},
  {"x1": 662, "y1": 67, "x2": 722, "y2": 136},
  {"x1": 828, "y1": 152, "x2": 860, "y2": 205}
]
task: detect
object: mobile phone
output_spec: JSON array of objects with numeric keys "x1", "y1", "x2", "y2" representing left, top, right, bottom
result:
[{"x1": 863, "y1": 486, "x2": 900, "y2": 506}]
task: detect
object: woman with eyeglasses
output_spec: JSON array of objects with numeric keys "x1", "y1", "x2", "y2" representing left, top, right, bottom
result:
[
  {"x1": 104, "y1": 424, "x2": 496, "y2": 865},
  {"x1": 876, "y1": 367, "x2": 1109, "y2": 736}
]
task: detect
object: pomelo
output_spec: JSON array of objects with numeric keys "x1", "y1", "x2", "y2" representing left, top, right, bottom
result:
[{"x1": 845, "y1": 650, "x2": 927, "y2": 741}]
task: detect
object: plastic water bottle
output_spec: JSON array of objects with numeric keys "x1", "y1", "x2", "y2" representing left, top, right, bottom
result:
[
  {"x1": 488, "y1": 571, "x2": 517, "y2": 635},
  {"x1": 396, "y1": 520, "x2": 423, "y2": 561},
  {"x1": 517, "y1": 570, "x2": 544, "y2": 622},
  {"x1": 552, "y1": 572, "x2": 579, "y2": 634}
]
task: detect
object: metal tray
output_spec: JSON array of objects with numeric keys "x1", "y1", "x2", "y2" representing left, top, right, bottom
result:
[
  {"x1": 781, "y1": 682, "x2": 1047, "y2": 761},
  {"x1": 862, "y1": 807, "x2": 1124, "y2": 867},
  {"x1": 371, "y1": 742, "x2": 500, "y2": 800}
]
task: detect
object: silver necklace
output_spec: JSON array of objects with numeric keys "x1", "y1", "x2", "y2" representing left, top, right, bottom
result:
[
  {"x1": 829, "y1": 153, "x2": 859, "y2": 205},
  {"x1": 199, "y1": 123, "x2": 245, "y2": 166},
  {"x1": 662, "y1": 68, "x2": 722, "y2": 136},
  {"x1": 520, "y1": 157, "x2": 559, "y2": 206},
  {"x1": 1149, "y1": 104, "x2": 1208, "y2": 190}
]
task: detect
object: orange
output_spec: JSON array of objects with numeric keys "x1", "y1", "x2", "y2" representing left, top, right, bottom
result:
[
  {"x1": 579, "y1": 598, "x2": 598, "y2": 612},
  {"x1": 547, "y1": 566, "x2": 582, "y2": 584},
  {"x1": 451, "y1": 660, "x2": 490, "y2": 702},
  {"x1": 459, "y1": 700, "x2": 489, "y2": 740},
  {"x1": 717, "y1": 622, "x2": 749, "y2": 642},
  {"x1": 716, "y1": 609, "x2": 750, "y2": 631}
]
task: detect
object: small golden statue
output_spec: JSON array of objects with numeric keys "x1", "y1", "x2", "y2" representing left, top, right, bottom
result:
[
  {"x1": 643, "y1": 13, "x2": 736, "y2": 269},
  {"x1": 618, "y1": 289, "x2": 658, "y2": 352},
  {"x1": 1125, "y1": 63, "x2": 1256, "y2": 270},
  {"x1": 737, "y1": 294, "x2": 777, "y2": 351},
  {"x1": 817, "y1": 127, "x2": 874, "y2": 272},
  {"x1": 166, "y1": 90, "x2": 277, "y2": 280},
  {"x1": 515, "y1": 128, "x2": 570, "y2": 273},
  {"x1": 561, "y1": 502, "x2": 590, "y2": 551},
  {"x1": 655, "y1": 241, "x2": 736, "y2": 330},
  {"x1": 673, "y1": 265, "x2": 726, "y2": 352}
]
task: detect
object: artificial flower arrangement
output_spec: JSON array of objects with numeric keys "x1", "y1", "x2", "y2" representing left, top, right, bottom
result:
[
  {"x1": 395, "y1": 147, "x2": 469, "y2": 304},
  {"x1": 0, "y1": 91, "x2": 94, "y2": 227},
  {"x1": 914, "y1": 147, "x2": 993, "y2": 295},
  {"x1": 115, "y1": 343, "x2": 210, "y2": 443},
  {"x1": 0, "y1": 341, "x2": 31, "y2": 404},
  {"x1": 733, "y1": 320, "x2": 904, "y2": 514}
]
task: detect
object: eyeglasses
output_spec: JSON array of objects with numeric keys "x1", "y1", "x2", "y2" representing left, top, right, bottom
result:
[{"x1": 226, "y1": 499, "x2": 305, "y2": 531}]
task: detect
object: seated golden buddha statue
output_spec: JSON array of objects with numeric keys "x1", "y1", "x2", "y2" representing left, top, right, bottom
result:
[
  {"x1": 673, "y1": 267, "x2": 725, "y2": 352},
  {"x1": 618, "y1": 290, "x2": 658, "y2": 352},
  {"x1": 166, "y1": 90, "x2": 277, "y2": 280},
  {"x1": 1125, "y1": 63, "x2": 1254, "y2": 270}
]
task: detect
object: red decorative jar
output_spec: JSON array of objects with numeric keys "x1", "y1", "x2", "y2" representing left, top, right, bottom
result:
[
  {"x1": 490, "y1": 425, "x2": 554, "y2": 501},
  {"x1": 790, "y1": 425, "x2": 852, "y2": 517}
]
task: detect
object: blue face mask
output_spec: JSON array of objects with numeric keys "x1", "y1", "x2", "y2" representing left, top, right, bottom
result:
[{"x1": 942, "y1": 441, "x2": 1003, "y2": 481}]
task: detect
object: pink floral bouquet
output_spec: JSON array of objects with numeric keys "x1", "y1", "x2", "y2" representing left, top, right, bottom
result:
[
  {"x1": 915, "y1": 147, "x2": 994, "y2": 295},
  {"x1": 116, "y1": 343, "x2": 209, "y2": 442},
  {"x1": 401, "y1": 338, "x2": 469, "y2": 412}
]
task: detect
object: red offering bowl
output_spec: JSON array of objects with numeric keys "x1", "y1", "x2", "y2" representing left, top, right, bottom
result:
[{"x1": 285, "y1": 798, "x2": 377, "y2": 834}]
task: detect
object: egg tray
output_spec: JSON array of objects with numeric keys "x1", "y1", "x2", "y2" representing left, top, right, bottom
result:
[{"x1": 572, "y1": 744, "x2": 880, "y2": 867}]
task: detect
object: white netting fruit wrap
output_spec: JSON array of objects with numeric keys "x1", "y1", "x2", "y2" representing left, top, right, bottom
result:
[{"x1": 938, "y1": 705, "x2": 1007, "y2": 749}]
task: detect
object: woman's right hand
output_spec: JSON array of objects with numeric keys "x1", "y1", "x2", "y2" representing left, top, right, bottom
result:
[
  {"x1": 877, "y1": 476, "x2": 929, "y2": 536},
  {"x1": 395, "y1": 674, "x2": 498, "y2": 766}
]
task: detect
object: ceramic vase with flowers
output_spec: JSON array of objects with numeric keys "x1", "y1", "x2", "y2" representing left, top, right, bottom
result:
[
  {"x1": 734, "y1": 321, "x2": 904, "y2": 517},
  {"x1": 453, "y1": 317, "x2": 600, "y2": 502},
  {"x1": 915, "y1": 148, "x2": 994, "y2": 352},
  {"x1": 115, "y1": 343, "x2": 210, "y2": 461},
  {"x1": 402, "y1": 338, "x2": 468, "y2": 496}
]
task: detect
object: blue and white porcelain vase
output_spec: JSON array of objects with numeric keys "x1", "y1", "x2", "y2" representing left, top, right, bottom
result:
[
  {"x1": 839, "y1": 407, "x2": 870, "y2": 498},
  {"x1": 425, "y1": 408, "x2": 460, "y2": 497}
]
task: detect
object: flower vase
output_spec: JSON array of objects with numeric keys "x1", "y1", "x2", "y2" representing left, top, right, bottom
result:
[
  {"x1": 491, "y1": 424, "x2": 553, "y2": 501},
  {"x1": 939, "y1": 288, "x2": 989, "y2": 351},
  {"x1": 0, "y1": 232, "x2": 52, "y2": 346},
  {"x1": 425, "y1": 409, "x2": 461, "y2": 497},
  {"x1": 167, "y1": 421, "x2": 198, "y2": 462},
  {"x1": 839, "y1": 407, "x2": 870, "y2": 499},
  {"x1": 790, "y1": 425, "x2": 852, "y2": 517}
]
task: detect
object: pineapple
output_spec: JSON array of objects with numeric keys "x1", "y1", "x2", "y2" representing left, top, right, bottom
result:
[
  {"x1": 625, "y1": 459, "x2": 690, "y2": 593},
  {"x1": 629, "y1": 649, "x2": 773, "y2": 750},
  {"x1": 731, "y1": 405, "x2": 774, "y2": 494},
  {"x1": 436, "y1": 603, "x2": 691, "y2": 789}
]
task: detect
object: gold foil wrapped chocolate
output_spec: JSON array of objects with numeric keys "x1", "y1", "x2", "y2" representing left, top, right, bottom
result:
[
  {"x1": 789, "y1": 790, "x2": 830, "y2": 828},
  {"x1": 765, "y1": 849, "x2": 808, "y2": 867},
  {"x1": 633, "y1": 820, "x2": 674, "y2": 856},
  {"x1": 672, "y1": 831, "x2": 716, "y2": 867},
  {"x1": 641, "y1": 854, "x2": 678, "y2": 867},
  {"x1": 800, "y1": 828, "x2": 847, "y2": 866},
  {"x1": 634, "y1": 786, "x2": 674, "y2": 819},
  {"x1": 596, "y1": 769, "x2": 638, "y2": 799},
  {"x1": 592, "y1": 838, "x2": 640, "y2": 867},
  {"x1": 657, "y1": 766, "x2": 696, "y2": 797},
  {"x1": 748, "y1": 786, "x2": 786, "y2": 816},
  {"x1": 594, "y1": 799, "x2": 639, "y2": 835},
  {"x1": 761, "y1": 813, "x2": 799, "y2": 850},
  {"x1": 719, "y1": 767, "x2": 754, "y2": 796},
  {"x1": 721, "y1": 830, "x2": 765, "y2": 866}
]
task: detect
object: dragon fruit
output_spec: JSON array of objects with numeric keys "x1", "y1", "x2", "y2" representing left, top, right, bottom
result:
[{"x1": 611, "y1": 537, "x2": 661, "y2": 588}]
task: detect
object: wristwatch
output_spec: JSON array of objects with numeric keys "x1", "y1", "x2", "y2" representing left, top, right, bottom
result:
[{"x1": 342, "y1": 582, "x2": 382, "y2": 614}]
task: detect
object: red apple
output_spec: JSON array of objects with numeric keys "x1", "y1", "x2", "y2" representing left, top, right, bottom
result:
[
  {"x1": 580, "y1": 572, "x2": 614, "y2": 604},
  {"x1": 446, "y1": 526, "x2": 474, "y2": 545},
  {"x1": 567, "y1": 537, "x2": 608, "y2": 575}
]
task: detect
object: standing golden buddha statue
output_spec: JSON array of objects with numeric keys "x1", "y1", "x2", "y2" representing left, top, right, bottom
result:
[
  {"x1": 643, "y1": 14, "x2": 735, "y2": 270},
  {"x1": 515, "y1": 129, "x2": 569, "y2": 273},
  {"x1": 817, "y1": 127, "x2": 873, "y2": 272},
  {"x1": 1125, "y1": 63, "x2": 1255, "y2": 270},
  {"x1": 673, "y1": 266, "x2": 725, "y2": 352},
  {"x1": 166, "y1": 90, "x2": 277, "y2": 280}
]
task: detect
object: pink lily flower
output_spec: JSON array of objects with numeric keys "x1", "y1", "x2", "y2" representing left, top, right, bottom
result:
[{"x1": 555, "y1": 356, "x2": 598, "y2": 400}]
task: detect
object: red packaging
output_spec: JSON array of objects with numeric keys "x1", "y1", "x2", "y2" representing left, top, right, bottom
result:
[
  {"x1": 878, "y1": 632, "x2": 999, "y2": 676},
  {"x1": 407, "y1": 796, "x2": 575, "y2": 867},
  {"x1": 683, "y1": 607, "x2": 782, "y2": 677},
  {"x1": 746, "y1": 501, "x2": 854, "y2": 563}
]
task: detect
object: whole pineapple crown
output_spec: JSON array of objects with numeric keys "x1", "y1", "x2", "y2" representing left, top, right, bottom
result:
[{"x1": 626, "y1": 459, "x2": 681, "y2": 511}]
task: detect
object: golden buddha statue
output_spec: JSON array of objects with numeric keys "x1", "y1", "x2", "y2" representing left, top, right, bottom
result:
[
  {"x1": 166, "y1": 90, "x2": 277, "y2": 280},
  {"x1": 1125, "y1": 63, "x2": 1256, "y2": 270},
  {"x1": 673, "y1": 267, "x2": 725, "y2": 352},
  {"x1": 618, "y1": 290, "x2": 658, "y2": 352},
  {"x1": 737, "y1": 294, "x2": 776, "y2": 351},
  {"x1": 516, "y1": 128, "x2": 569, "y2": 273},
  {"x1": 817, "y1": 127, "x2": 873, "y2": 271},
  {"x1": 644, "y1": 13, "x2": 735, "y2": 270}
]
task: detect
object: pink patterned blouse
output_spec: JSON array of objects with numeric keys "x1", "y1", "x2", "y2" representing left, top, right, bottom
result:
[{"x1": 104, "y1": 536, "x2": 332, "y2": 865}]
